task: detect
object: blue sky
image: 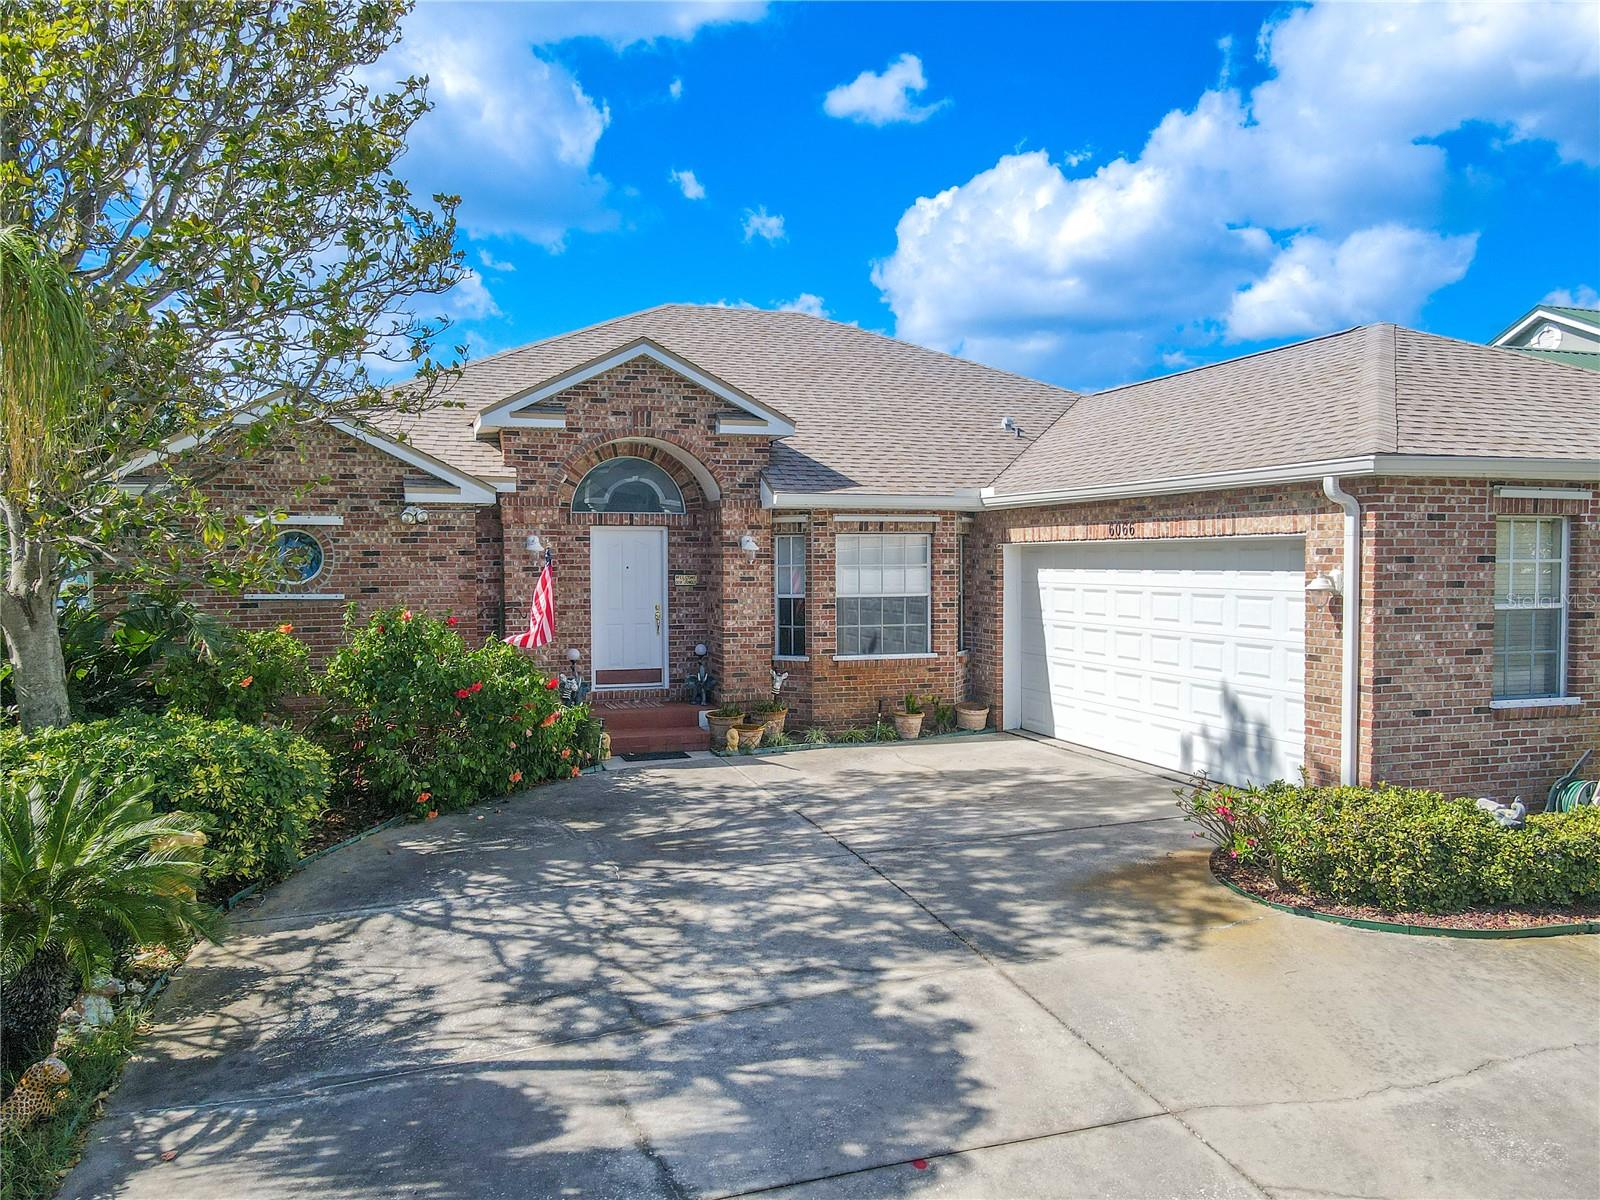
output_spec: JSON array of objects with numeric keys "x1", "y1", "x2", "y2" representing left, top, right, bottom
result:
[{"x1": 380, "y1": 1, "x2": 1600, "y2": 391}]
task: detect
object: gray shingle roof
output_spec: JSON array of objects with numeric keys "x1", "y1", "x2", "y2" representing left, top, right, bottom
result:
[
  {"x1": 991, "y1": 325, "x2": 1600, "y2": 498},
  {"x1": 373, "y1": 304, "x2": 1081, "y2": 496}
]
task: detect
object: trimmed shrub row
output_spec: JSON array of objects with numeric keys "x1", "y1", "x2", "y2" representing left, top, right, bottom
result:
[{"x1": 1182, "y1": 780, "x2": 1600, "y2": 913}]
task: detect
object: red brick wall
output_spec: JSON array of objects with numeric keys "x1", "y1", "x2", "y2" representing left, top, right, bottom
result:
[
  {"x1": 496, "y1": 358, "x2": 773, "y2": 700},
  {"x1": 968, "y1": 483, "x2": 1348, "y2": 784},
  {"x1": 1364, "y1": 478, "x2": 1597, "y2": 804},
  {"x1": 196, "y1": 425, "x2": 491, "y2": 659}
]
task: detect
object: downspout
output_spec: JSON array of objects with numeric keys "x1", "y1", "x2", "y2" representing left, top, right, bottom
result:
[{"x1": 1322, "y1": 476, "x2": 1361, "y2": 786}]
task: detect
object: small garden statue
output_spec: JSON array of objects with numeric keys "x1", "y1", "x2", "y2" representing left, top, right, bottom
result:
[
  {"x1": 770, "y1": 668, "x2": 789, "y2": 700},
  {"x1": 558, "y1": 663, "x2": 591, "y2": 707},
  {"x1": 685, "y1": 649, "x2": 716, "y2": 706},
  {"x1": 0, "y1": 1057, "x2": 71, "y2": 1132}
]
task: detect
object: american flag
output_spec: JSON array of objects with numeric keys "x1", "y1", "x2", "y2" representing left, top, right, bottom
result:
[{"x1": 505, "y1": 551, "x2": 555, "y2": 650}]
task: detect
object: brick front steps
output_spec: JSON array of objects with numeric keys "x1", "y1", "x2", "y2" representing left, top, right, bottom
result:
[{"x1": 594, "y1": 701, "x2": 710, "y2": 755}]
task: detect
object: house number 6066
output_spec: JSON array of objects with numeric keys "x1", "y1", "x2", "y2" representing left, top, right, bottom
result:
[{"x1": 1106, "y1": 521, "x2": 1136, "y2": 538}]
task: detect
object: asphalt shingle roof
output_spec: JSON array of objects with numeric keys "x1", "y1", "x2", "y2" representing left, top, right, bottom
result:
[
  {"x1": 373, "y1": 304, "x2": 1080, "y2": 497},
  {"x1": 991, "y1": 325, "x2": 1600, "y2": 497}
]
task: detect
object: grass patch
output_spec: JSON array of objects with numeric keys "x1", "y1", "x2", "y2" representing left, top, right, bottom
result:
[{"x1": 1, "y1": 1006, "x2": 147, "y2": 1200}]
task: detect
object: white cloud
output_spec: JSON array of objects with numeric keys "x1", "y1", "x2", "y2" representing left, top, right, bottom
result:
[
  {"x1": 873, "y1": 1, "x2": 1599, "y2": 383},
  {"x1": 376, "y1": 2, "x2": 765, "y2": 248},
  {"x1": 669, "y1": 77, "x2": 684, "y2": 101},
  {"x1": 438, "y1": 270, "x2": 503, "y2": 321},
  {"x1": 476, "y1": 249, "x2": 516, "y2": 272},
  {"x1": 742, "y1": 206, "x2": 786, "y2": 243},
  {"x1": 669, "y1": 168, "x2": 707, "y2": 200},
  {"x1": 1542, "y1": 284, "x2": 1600, "y2": 308},
  {"x1": 776, "y1": 293, "x2": 829, "y2": 317},
  {"x1": 824, "y1": 53, "x2": 947, "y2": 126},
  {"x1": 1227, "y1": 225, "x2": 1476, "y2": 341}
]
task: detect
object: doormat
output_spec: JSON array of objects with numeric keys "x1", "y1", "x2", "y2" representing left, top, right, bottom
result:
[{"x1": 619, "y1": 750, "x2": 693, "y2": 762}]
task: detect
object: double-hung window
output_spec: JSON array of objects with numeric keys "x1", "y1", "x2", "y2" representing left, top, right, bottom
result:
[
  {"x1": 836, "y1": 534, "x2": 931, "y2": 656},
  {"x1": 775, "y1": 533, "x2": 807, "y2": 657},
  {"x1": 1493, "y1": 516, "x2": 1567, "y2": 701}
]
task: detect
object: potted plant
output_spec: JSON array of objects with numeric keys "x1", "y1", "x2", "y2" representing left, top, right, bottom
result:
[
  {"x1": 955, "y1": 699, "x2": 990, "y2": 731},
  {"x1": 892, "y1": 692, "x2": 926, "y2": 740},
  {"x1": 707, "y1": 703, "x2": 745, "y2": 747},
  {"x1": 733, "y1": 720, "x2": 768, "y2": 751},
  {"x1": 754, "y1": 668, "x2": 791, "y2": 737}
]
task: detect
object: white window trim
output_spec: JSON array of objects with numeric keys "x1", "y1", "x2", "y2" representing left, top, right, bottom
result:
[
  {"x1": 835, "y1": 532, "x2": 933, "y2": 658},
  {"x1": 775, "y1": 531, "x2": 807, "y2": 659},
  {"x1": 1492, "y1": 516, "x2": 1570, "y2": 702},
  {"x1": 1489, "y1": 695, "x2": 1583, "y2": 710}
]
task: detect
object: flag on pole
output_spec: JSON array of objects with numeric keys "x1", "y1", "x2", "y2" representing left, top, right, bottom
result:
[{"x1": 505, "y1": 551, "x2": 555, "y2": 650}]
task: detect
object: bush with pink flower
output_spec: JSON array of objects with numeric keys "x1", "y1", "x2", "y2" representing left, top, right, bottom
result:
[{"x1": 316, "y1": 606, "x2": 601, "y2": 814}]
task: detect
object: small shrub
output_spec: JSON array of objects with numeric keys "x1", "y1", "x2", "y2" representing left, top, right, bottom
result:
[
  {"x1": 0, "y1": 715, "x2": 330, "y2": 890},
  {"x1": 1179, "y1": 778, "x2": 1600, "y2": 913},
  {"x1": 751, "y1": 697, "x2": 785, "y2": 716},
  {"x1": 710, "y1": 702, "x2": 745, "y2": 718},
  {"x1": 766, "y1": 731, "x2": 792, "y2": 748},
  {"x1": 802, "y1": 727, "x2": 828, "y2": 745},
  {"x1": 317, "y1": 606, "x2": 594, "y2": 815},
  {"x1": 155, "y1": 625, "x2": 310, "y2": 722},
  {"x1": 834, "y1": 727, "x2": 869, "y2": 744},
  {"x1": 870, "y1": 720, "x2": 897, "y2": 743},
  {"x1": 901, "y1": 692, "x2": 923, "y2": 715}
]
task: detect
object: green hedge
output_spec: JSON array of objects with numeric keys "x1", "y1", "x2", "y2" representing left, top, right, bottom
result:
[
  {"x1": 0, "y1": 714, "x2": 330, "y2": 889},
  {"x1": 1181, "y1": 780, "x2": 1600, "y2": 913}
]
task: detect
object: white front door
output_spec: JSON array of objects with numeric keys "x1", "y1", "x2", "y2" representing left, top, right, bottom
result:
[
  {"x1": 590, "y1": 527, "x2": 668, "y2": 688},
  {"x1": 1015, "y1": 537, "x2": 1306, "y2": 785}
]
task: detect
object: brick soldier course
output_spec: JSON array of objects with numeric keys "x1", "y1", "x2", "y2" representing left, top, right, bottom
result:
[{"x1": 191, "y1": 305, "x2": 1597, "y2": 801}]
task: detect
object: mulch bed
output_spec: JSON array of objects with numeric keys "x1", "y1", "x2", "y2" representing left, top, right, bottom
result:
[
  {"x1": 1211, "y1": 849, "x2": 1600, "y2": 931},
  {"x1": 301, "y1": 793, "x2": 397, "y2": 857}
]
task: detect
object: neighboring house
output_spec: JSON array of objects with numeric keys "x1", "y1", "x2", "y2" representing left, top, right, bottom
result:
[
  {"x1": 198, "y1": 305, "x2": 1599, "y2": 802},
  {"x1": 1493, "y1": 303, "x2": 1600, "y2": 371}
]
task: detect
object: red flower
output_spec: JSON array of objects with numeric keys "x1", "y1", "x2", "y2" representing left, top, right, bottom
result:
[
  {"x1": 239, "y1": 675, "x2": 254, "y2": 689},
  {"x1": 509, "y1": 770, "x2": 523, "y2": 784},
  {"x1": 1216, "y1": 804, "x2": 1235, "y2": 824},
  {"x1": 376, "y1": 624, "x2": 386, "y2": 634},
  {"x1": 469, "y1": 681, "x2": 483, "y2": 694},
  {"x1": 417, "y1": 791, "x2": 432, "y2": 805},
  {"x1": 570, "y1": 767, "x2": 580, "y2": 778},
  {"x1": 456, "y1": 688, "x2": 471, "y2": 699},
  {"x1": 277, "y1": 623, "x2": 294, "y2": 634},
  {"x1": 401, "y1": 609, "x2": 413, "y2": 622},
  {"x1": 560, "y1": 748, "x2": 571, "y2": 760},
  {"x1": 541, "y1": 712, "x2": 558, "y2": 728},
  {"x1": 545, "y1": 678, "x2": 559, "y2": 690},
  {"x1": 446, "y1": 615, "x2": 458, "y2": 627}
]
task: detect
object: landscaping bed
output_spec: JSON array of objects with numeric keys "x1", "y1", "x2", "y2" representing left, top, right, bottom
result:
[{"x1": 1212, "y1": 848, "x2": 1600, "y2": 935}]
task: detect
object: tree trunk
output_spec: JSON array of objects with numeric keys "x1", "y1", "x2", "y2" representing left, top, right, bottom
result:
[{"x1": 1, "y1": 594, "x2": 72, "y2": 732}]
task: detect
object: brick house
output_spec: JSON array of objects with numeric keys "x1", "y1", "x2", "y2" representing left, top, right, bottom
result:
[{"x1": 207, "y1": 306, "x2": 1598, "y2": 801}]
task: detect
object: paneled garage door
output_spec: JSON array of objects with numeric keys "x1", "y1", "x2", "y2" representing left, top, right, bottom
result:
[{"x1": 1016, "y1": 538, "x2": 1305, "y2": 784}]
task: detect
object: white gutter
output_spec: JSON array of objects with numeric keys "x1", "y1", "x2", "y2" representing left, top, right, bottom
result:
[{"x1": 1322, "y1": 476, "x2": 1362, "y2": 786}]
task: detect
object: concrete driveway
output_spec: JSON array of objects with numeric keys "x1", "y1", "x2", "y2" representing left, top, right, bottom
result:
[{"x1": 68, "y1": 735, "x2": 1600, "y2": 1199}]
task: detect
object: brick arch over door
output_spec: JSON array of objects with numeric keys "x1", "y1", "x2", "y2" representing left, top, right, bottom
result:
[{"x1": 555, "y1": 436, "x2": 721, "y2": 510}]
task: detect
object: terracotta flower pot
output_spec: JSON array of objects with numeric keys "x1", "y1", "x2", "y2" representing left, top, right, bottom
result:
[
  {"x1": 892, "y1": 710, "x2": 925, "y2": 740},
  {"x1": 734, "y1": 722, "x2": 768, "y2": 750},
  {"x1": 707, "y1": 713, "x2": 743, "y2": 746},
  {"x1": 955, "y1": 702, "x2": 990, "y2": 731},
  {"x1": 758, "y1": 707, "x2": 788, "y2": 738}
]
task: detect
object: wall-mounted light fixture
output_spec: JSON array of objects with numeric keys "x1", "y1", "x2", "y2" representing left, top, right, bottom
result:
[
  {"x1": 1305, "y1": 568, "x2": 1344, "y2": 596},
  {"x1": 400, "y1": 504, "x2": 429, "y2": 525},
  {"x1": 526, "y1": 534, "x2": 545, "y2": 555},
  {"x1": 567, "y1": 646, "x2": 581, "y2": 664},
  {"x1": 738, "y1": 533, "x2": 760, "y2": 562}
]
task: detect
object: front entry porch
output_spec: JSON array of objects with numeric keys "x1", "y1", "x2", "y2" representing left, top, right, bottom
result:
[{"x1": 593, "y1": 698, "x2": 710, "y2": 756}]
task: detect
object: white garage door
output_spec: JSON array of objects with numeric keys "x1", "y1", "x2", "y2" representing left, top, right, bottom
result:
[{"x1": 1016, "y1": 538, "x2": 1305, "y2": 785}]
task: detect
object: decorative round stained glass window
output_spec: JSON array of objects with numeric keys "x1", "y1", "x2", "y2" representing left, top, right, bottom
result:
[
  {"x1": 571, "y1": 457, "x2": 685, "y2": 515},
  {"x1": 274, "y1": 529, "x2": 325, "y2": 583}
]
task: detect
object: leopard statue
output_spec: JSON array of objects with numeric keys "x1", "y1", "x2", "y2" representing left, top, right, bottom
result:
[{"x1": 0, "y1": 1057, "x2": 71, "y2": 1132}]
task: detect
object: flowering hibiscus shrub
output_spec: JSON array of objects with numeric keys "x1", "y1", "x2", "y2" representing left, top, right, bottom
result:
[
  {"x1": 155, "y1": 624, "x2": 309, "y2": 723},
  {"x1": 317, "y1": 606, "x2": 600, "y2": 815},
  {"x1": 1180, "y1": 777, "x2": 1600, "y2": 913}
]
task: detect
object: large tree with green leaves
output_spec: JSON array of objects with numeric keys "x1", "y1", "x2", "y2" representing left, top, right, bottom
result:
[{"x1": 0, "y1": 0, "x2": 464, "y2": 731}]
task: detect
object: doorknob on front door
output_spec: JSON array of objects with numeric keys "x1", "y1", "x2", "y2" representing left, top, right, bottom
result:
[{"x1": 655, "y1": 603, "x2": 661, "y2": 634}]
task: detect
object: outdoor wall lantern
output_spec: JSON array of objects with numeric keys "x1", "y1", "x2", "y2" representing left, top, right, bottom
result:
[
  {"x1": 525, "y1": 534, "x2": 544, "y2": 555},
  {"x1": 567, "y1": 646, "x2": 581, "y2": 664},
  {"x1": 1305, "y1": 568, "x2": 1344, "y2": 596},
  {"x1": 738, "y1": 533, "x2": 760, "y2": 561},
  {"x1": 399, "y1": 504, "x2": 429, "y2": 525}
]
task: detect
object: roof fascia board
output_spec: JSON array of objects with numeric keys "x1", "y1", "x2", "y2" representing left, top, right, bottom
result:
[
  {"x1": 326, "y1": 419, "x2": 498, "y2": 505},
  {"x1": 475, "y1": 340, "x2": 796, "y2": 437},
  {"x1": 763, "y1": 483, "x2": 984, "y2": 511},
  {"x1": 1491, "y1": 307, "x2": 1600, "y2": 346},
  {"x1": 981, "y1": 455, "x2": 1600, "y2": 509}
]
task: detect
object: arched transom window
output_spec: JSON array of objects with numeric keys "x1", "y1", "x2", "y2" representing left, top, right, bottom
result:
[{"x1": 571, "y1": 456, "x2": 686, "y2": 515}]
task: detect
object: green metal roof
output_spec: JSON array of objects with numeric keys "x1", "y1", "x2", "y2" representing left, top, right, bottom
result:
[
  {"x1": 1508, "y1": 346, "x2": 1600, "y2": 372},
  {"x1": 1493, "y1": 304, "x2": 1600, "y2": 344}
]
